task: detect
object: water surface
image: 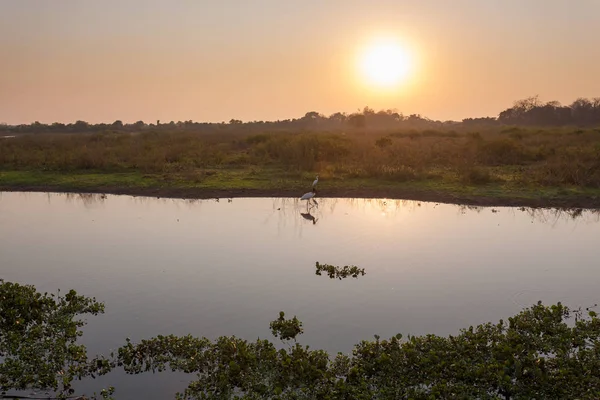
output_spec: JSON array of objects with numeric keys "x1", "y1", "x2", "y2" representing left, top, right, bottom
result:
[{"x1": 1, "y1": 192, "x2": 599, "y2": 398}]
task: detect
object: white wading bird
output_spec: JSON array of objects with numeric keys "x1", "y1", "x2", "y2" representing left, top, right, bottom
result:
[
  {"x1": 300, "y1": 188, "x2": 318, "y2": 209},
  {"x1": 312, "y1": 174, "x2": 319, "y2": 188}
]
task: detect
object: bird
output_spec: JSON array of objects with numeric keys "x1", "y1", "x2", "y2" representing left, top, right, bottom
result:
[
  {"x1": 300, "y1": 188, "x2": 318, "y2": 209},
  {"x1": 300, "y1": 189, "x2": 316, "y2": 201},
  {"x1": 312, "y1": 174, "x2": 319, "y2": 188}
]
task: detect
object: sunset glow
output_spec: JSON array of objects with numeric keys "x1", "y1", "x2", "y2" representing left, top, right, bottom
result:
[
  {"x1": 1, "y1": 1, "x2": 600, "y2": 124},
  {"x1": 358, "y1": 38, "x2": 412, "y2": 89}
]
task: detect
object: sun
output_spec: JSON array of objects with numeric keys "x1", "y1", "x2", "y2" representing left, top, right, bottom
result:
[{"x1": 358, "y1": 38, "x2": 412, "y2": 89}]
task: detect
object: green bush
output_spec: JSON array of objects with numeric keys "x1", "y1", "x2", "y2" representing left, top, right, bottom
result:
[{"x1": 2, "y1": 279, "x2": 600, "y2": 399}]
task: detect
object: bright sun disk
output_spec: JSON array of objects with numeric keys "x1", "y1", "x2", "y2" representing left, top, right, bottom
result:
[{"x1": 359, "y1": 39, "x2": 412, "y2": 88}]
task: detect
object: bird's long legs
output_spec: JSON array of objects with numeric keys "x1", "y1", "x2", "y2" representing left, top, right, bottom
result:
[{"x1": 306, "y1": 199, "x2": 318, "y2": 211}]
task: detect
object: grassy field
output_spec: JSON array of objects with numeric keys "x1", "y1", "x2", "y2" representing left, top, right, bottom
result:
[{"x1": 2, "y1": 127, "x2": 600, "y2": 207}]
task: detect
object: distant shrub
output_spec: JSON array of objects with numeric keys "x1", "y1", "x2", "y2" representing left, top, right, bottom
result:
[
  {"x1": 246, "y1": 133, "x2": 271, "y2": 145},
  {"x1": 375, "y1": 136, "x2": 392, "y2": 148},
  {"x1": 421, "y1": 129, "x2": 459, "y2": 138},
  {"x1": 478, "y1": 138, "x2": 527, "y2": 165},
  {"x1": 500, "y1": 126, "x2": 521, "y2": 134},
  {"x1": 3, "y1": 126, "x2": 600, "y2": 188},
  {"x1": 467, "y1": 132, "x2": 482, "y2": 140},
  {"x1": 460, "y1": 166, "x2": 492, "y2": 185},
  {"x1": 509, "y1": 131, "x2": 524, "y2": 140}
]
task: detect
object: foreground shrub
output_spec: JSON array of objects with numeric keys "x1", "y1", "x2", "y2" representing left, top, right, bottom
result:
[
  {"x1": 0, "y1": 279, "x2": 113, "y2": 398},
  {"x1": 2, "y1": 279, "x2": 600, "y2": 399}
]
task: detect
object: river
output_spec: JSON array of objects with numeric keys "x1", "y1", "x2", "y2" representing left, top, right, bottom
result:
[{"x1": 1, "y1": 191, "x2": 599, "y2": 399}]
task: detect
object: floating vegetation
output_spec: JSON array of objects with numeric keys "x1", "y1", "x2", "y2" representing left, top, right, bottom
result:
[
  {"x1": 315, "y1": 262, "x2": 366, "y2": 280},
  {"x1": 269, "y1": 311, "x2": 303, "y2": 342}
]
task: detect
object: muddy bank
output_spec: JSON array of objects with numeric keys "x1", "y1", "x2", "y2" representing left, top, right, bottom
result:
[{"x1": 1, "y1": 184, "x2": 599, "y2": 210}]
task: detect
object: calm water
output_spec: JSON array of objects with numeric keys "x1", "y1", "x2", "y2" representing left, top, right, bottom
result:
[{"x1": 1, "y1": 191, "x2": 600, "y2": 399}]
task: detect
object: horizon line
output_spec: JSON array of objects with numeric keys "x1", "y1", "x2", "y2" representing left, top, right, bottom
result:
[{"x1": 2, "y1": 95, "x2": 597, "y2": 126}]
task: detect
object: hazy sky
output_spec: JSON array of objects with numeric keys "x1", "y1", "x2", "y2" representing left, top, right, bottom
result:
[{"x1": 1, "y1": 0, "x2": 599, "y2": 124}]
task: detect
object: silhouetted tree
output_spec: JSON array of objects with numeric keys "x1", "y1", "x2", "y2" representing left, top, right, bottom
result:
[
  {"x1": 132, "y1": 120, "x2": 145, "y2": 129},
  {"x1": 348, "y1": 113, "x2": 366, "y2": 129},
  {"x1": 328, "y1": 112, "x2": 347, "y2": 125},
  {"x1": 496, "y1": 96, "x2": 599, "y2": 126},
  {"x1": 73, "y1": 120, "x2": 89, "y2": 130},
  {"x1": 4, "y1": 96, "x2": 600, "y2": 136}
]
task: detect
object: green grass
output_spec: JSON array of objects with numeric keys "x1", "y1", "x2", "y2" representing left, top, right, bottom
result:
[
  {"x1": 0, "y1": 170, "x2": 161, "y2": 189},
  {"x1": 2, "y1": 128, "x2": 600, "y2": 207},
  {"x1": 2, "y1": 168, "x2": 600, "y2": 208}
]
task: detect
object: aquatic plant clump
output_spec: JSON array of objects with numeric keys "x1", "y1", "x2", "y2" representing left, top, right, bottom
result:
[
  {"x1": 269, "y1": 311, "x2": 304, "y2": 342},
  {"x1": 315, "y1": 262, "x2": 366, "y2": 280}
]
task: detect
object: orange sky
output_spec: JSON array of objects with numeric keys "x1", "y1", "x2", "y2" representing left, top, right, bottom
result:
[{"x1": 1, "y1": 0, "x2": 599, "y2": 124}]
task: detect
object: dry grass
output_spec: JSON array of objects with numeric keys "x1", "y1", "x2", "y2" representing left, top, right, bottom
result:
[{"x1": 2, "y1": 127, "x2": 600, "y2": 188}]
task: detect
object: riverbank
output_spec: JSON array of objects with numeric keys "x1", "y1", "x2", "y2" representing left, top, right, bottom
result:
[{"x1": 2, "y1": 170, "x2": 600, "y2": 209}]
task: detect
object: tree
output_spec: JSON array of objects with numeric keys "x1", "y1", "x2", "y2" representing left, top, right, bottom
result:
[
  {"x1": 3, "y1": 278, "x2": 600, "y2": 399},
  {"x1": 303, "y1": 111, "x2": 321, "y2": 120},
  {"x1": 73, "y1": 120, "x2": 89, "y2": 130},
  {"x1": 362, "y1": 106, "x2": 375, "y2": 116},
  {"x1": 571, "y1": 97, "x2": 595, "y2": 125},
  {"x1": 132, "y1": 120, "x2": 146, "y2": 129},
  {"x1": 348, "y1": 113, "x2": 366, "y2": 129},
  {"x1": 499, "y1": 96, "x2": 578, "y2": 126},
  {"x1": 0, "y1": 280, "x2": 113, "y2": 399},
  {"x1": 328, "y1": 112, "x2": 347, "y2": 125},
  {"x1": 117, "y1": 301, "x2": 600, "y2": 399}
]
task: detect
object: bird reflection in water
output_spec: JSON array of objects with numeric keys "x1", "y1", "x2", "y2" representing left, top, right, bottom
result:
[{"x1": 300, "y1": 212, "x2": 318, "y2": 225}]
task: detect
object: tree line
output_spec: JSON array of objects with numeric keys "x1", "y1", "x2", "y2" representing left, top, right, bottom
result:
[{"x1": 2, "y1": 96, "x2": 600, "y2": 135}]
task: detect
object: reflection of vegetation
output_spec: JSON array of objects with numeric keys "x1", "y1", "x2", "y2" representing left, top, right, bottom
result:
[
  {"x1": 3, "y1": 280, "x2": 600, "y2": 399},
  {"x1": 518, "y1": 206, "x2": 600, "y2": 224},
  {"x1": 64, "y1": 192, "x2": 107, "y2": 207},
  {"x1": 315, "y1": 262, "x2": 366, "y2": 280},
  {"x1": 458, "y1": 204, "x2": 484, "y2": 214},
  {"x1": 287, "y1": 197, "x2": 600, "y2": 226},
  {"x1": 0, "y1": 279, "x2": 113, "y2": 399}
]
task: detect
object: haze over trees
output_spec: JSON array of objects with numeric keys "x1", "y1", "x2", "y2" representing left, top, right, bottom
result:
[{"x1": 2, "y1": 96, "x2": 600, "y2": 136}]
